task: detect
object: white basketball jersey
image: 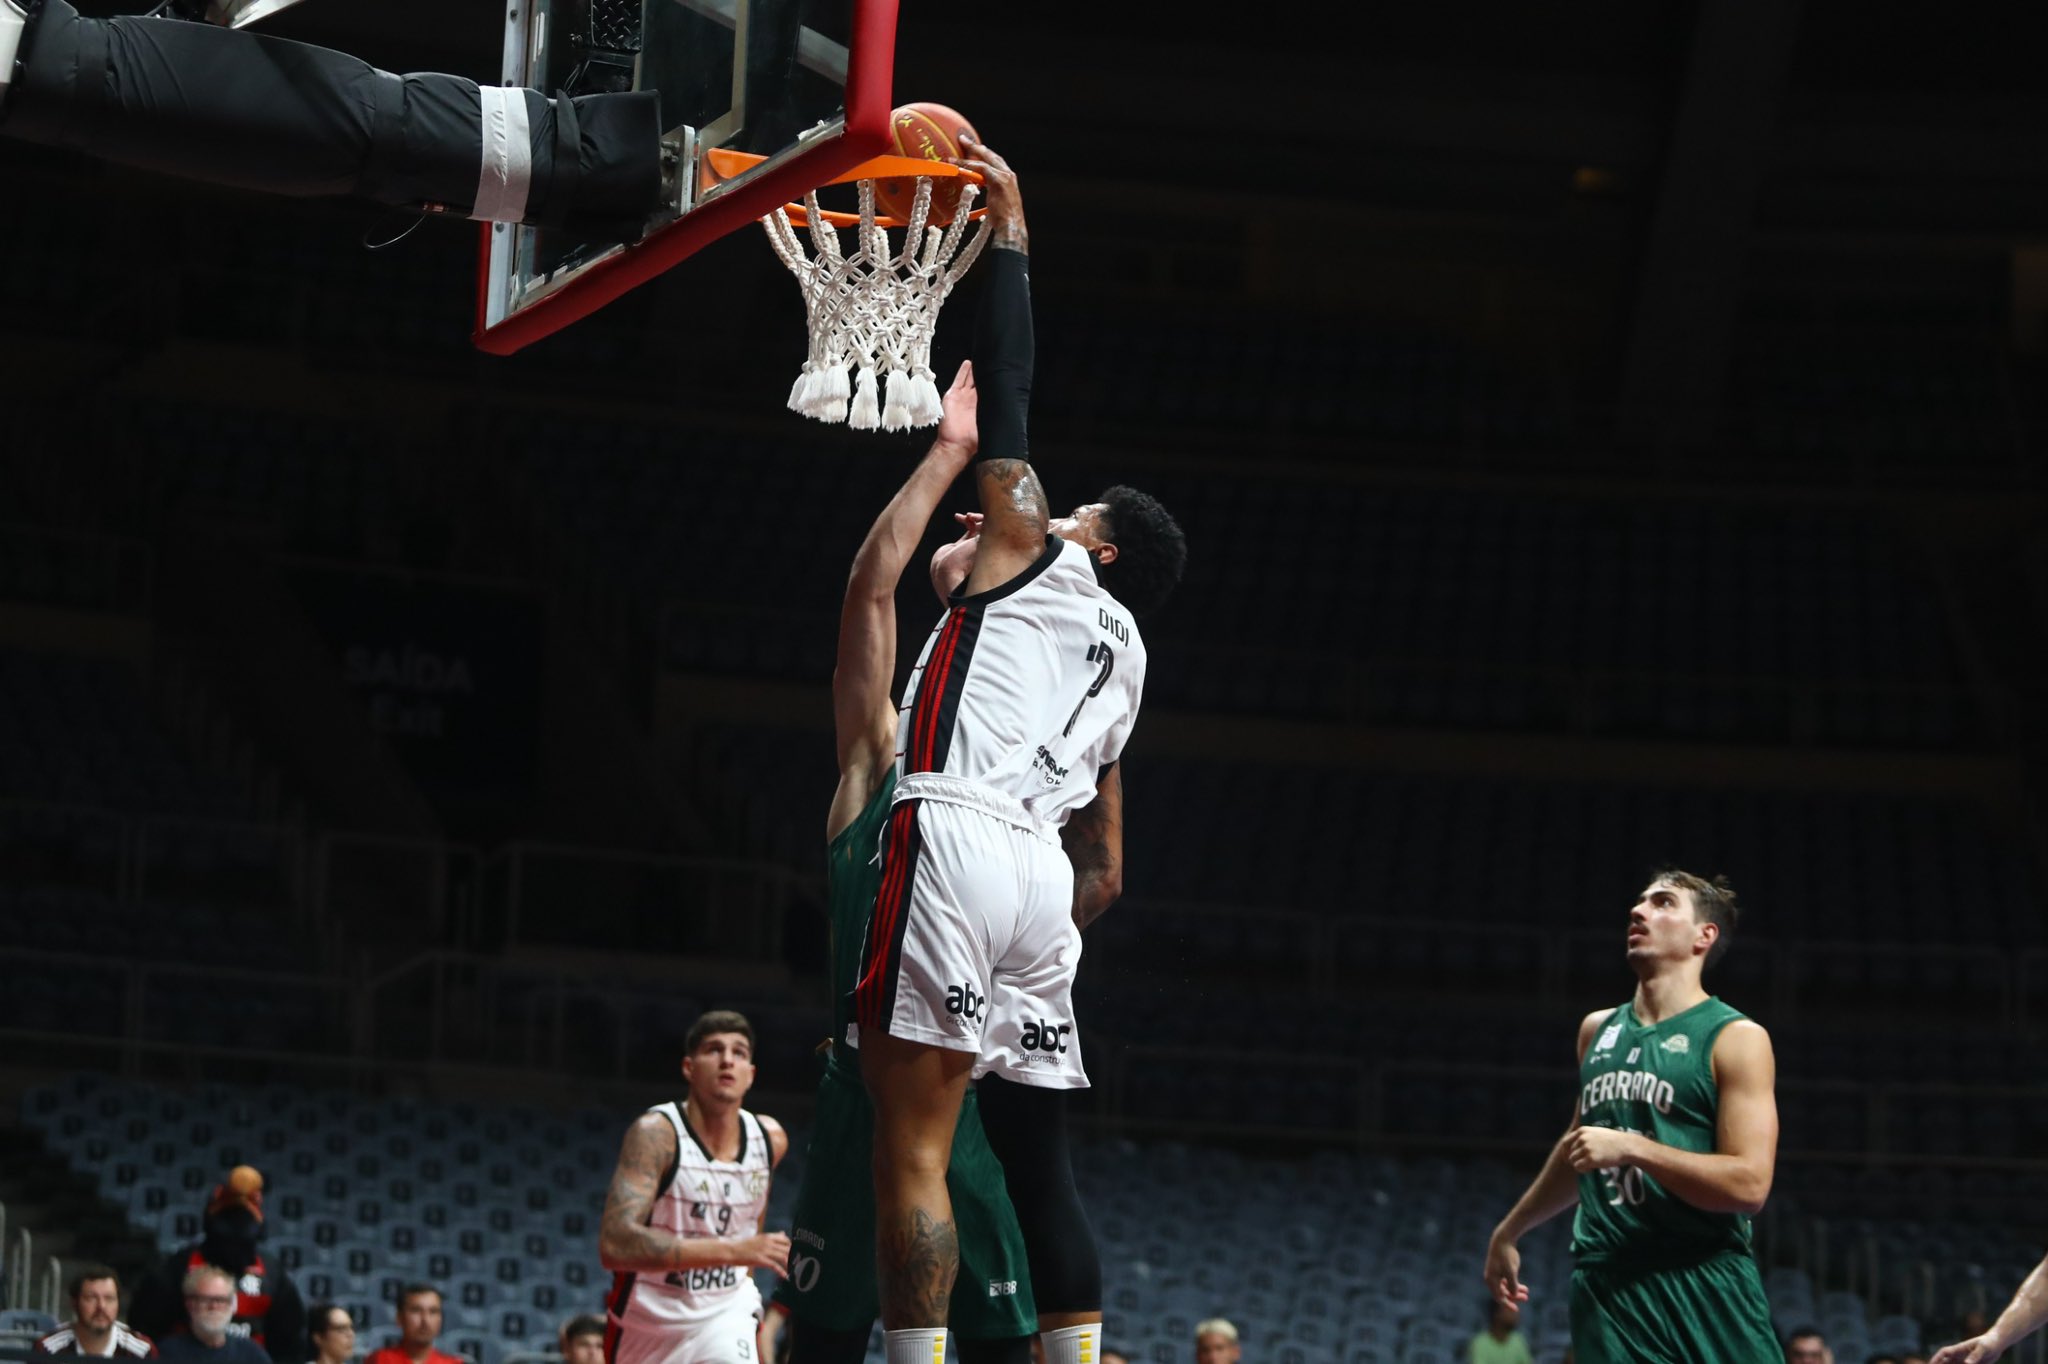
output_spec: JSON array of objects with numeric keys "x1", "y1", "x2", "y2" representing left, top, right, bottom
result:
[
  {"x1": 608, "y1": 1104, "x2": 771, "y2": 1332},
  {"x1": 897, "y1": 536, "x2": 1145, "y2": 828}
]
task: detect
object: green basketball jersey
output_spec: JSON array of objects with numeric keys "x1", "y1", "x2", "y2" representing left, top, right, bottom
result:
[
  {"x1": 826, "y1": 772, "x2": 895, "y2": 1065},
  {"x1": 1571, "y1": 996, "x2": 1754, "y2": 1268}
]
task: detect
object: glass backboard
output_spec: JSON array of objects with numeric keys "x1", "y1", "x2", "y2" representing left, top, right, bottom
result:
[{"x1": 475, "y1": 0, "x2": 898, "y2": 354}]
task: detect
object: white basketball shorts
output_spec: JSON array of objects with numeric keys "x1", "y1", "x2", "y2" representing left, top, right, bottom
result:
[
  {"x1": 609, "y1": 1292, "x2": 762, "y2": 1364},
  {"x1": 849, "y1": 772, "x2": 1087, "y2": 1089}
]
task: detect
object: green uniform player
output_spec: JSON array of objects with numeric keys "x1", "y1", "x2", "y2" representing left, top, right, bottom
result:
[
  {"x1": 1486, "y1": 871, "x2": 1782, "y2": 1364},
  {"x1": 769, "y1": 770, "x2": 1038, "y2": 1353}
]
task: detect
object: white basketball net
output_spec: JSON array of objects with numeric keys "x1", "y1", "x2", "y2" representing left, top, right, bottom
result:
[{"x1": 763, "y1": 175, "x2": 991, "y2": 431}]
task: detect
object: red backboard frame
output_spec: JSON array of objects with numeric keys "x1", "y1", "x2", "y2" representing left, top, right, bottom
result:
[{"x1": 472, "y1": 0, "x2": 899, "y2": 356}]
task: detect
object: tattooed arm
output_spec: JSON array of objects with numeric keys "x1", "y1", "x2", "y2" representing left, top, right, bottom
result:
[
  {"x1": 1064, "y1": 763, "x2": 1125, "y2": 929},
  {"x1": 598, "y1": 1114, "x2": 791, "y2": 1275}
]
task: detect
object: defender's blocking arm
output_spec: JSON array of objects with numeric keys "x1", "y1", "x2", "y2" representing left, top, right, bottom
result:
[
  {"x1": 828, "y1": 362, "x2": 980, "y2": 838},
  {"x1": 598, "y1": 1115, "x2": 790, "y2": 1275}
]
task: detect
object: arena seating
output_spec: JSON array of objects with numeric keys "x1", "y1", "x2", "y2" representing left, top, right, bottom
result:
[
  {"x1": 1728, "y1": 328, "x2": 2020, "y2": 479},
  {"x1": 0, "y1": 652, "x2": 243, "y2": 816},
  {"x1": 21, "y1": 1076, "x2": 2047, "y2": 1364},
  {"x1": 0, "y1": 650, "x2": 312, "y2": 1040},
  {"x1": 509, "y1": 419, "x2": 1977, "y2": 745},
  {"x1": 97, "y1": 396, "x2": 403, "y2": 558},
  {"x1": 692, "y1": 724, "x2": 2037, "y2": 952}
]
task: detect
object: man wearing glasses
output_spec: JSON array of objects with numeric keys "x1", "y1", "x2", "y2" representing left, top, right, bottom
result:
[{"x1": 155, "y1": 1268, "x2": 268, "y2": 1364}]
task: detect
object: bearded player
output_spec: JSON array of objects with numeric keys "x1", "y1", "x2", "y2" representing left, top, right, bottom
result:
[
  {"x1": 1483, "y1": 872, "x2": 1781, "y2": 1363},
  {"x1": 600, "y1": 1011, "x2": 790, "y2": 1364},
  {"x1": 853, "y1": 137, "x2": 1185, "y2": 1364}
]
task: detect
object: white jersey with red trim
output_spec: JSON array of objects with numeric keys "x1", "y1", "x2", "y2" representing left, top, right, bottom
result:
[
  {"x1": 897, "y1": 536, "x2": 1144, "y2": 828},
  {"x1": 606, "y1": 1104, "x2": 771, "y2": 1338}
]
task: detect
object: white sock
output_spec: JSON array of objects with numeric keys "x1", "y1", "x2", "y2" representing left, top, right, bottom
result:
[
  {"x1": 883, "y1": 1327, "x2": 947, "y2": 1364},
  {"x1": 1039, "y1": 1324, "x2": 1101, "y2": 1364},
  {"x1": 0, "y1": 3, "x2": 27, "y2": 98}
]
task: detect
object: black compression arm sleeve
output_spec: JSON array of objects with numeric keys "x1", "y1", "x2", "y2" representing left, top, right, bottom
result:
[{"x1": 973, "y1": 247, "x2": 1034, "y2": 463}]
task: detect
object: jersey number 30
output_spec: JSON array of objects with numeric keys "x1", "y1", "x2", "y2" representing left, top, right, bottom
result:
[{"x1": 1601, "y1": 1166, "x2": 1647, "y2": 1207}]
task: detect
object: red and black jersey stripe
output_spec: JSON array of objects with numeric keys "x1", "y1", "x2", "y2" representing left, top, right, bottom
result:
[
  {"x1": 904, "y1": 605, "x2": 981, "y2": 775},
  {"x1": 852, "y1": 800, "x2": 924, "y2": 1033},
  {"x1": 602, "y1": 1272, "x2": 636, "y2": 1364}
]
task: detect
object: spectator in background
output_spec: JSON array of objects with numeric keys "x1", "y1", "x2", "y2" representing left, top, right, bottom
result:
[
  {"x1": 305, "y1": 1305, "x2": 355, "y2": 1364},
  {"x1": 1194, "y1": 1320, "x2": 1240, "y2": 1364},
  {"x1": 157, "y1": 1268, "x2": 269, "y2": 1364},
  {"x1": 1869, "y1": 1355, "x2": 1901, "y2": 1364},
  {"x1": 556, "y1": 1317, "x2": 602, "y2": 1364},
  {"x1": 133, "y1": 1167, "x2": 305, "y2": 1364},
  {"x1": 1786, "y1": 1328, "x2": 1834, "y2": 1364},
  {"x1": 361, "y1": 1287, "x2": 461, "y2": 1364},
  {"x1": 1902, "y1": 1354, "x2": 1928, "y2": 1364},
  {"x1": 1101, "y1": 1349, "x2": 1130, "y2": 1364},
  {"x1": 33, "y1": 1265, "x2": 156, "y2": 1359},
  {"x1": 1469, "y1": 1301, "x2": 1532, "y2": 1364}
]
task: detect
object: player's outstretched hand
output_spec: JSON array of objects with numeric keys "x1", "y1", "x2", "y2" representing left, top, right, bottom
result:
[
  {"x1": 740, "y1": 1231, "x2": 793, "y2": 1276},
  {"x1": 1931, "y1": 1334, "x2": 2008, "y2": 1364},
  {"x1": 930, "y1": 511, "x2": 982, "y2": 604},
  {"x1": 1483, "y1": 1235, "x2": 1529, "y2": 1311},
  {"x1": 936, "y1": 359, "x2": 978, "y2": 456},
  {"x1": 948, "y1": 135, "x2": 1023, "y2": 241}
]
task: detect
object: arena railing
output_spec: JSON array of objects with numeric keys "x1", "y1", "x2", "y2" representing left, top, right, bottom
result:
[
  {"x1": 0, "y1": 800, "x2": 308, "y2": 918},
  {"x1": 1099, "y1": 1043, "x2": 2048, "y2": 1173},
  {"x1": 1090, "y1": 900, "x2": 2027, "y2": 1026},
  {"x1": 477, "y1": 842, "x2": 814, "y2": 961},
  {"x1": 312, "y1": 830, "x2": 483, "y2": 951},
  {"x1": 0, "y1": 523, "x2": 153, "y2": 616}
]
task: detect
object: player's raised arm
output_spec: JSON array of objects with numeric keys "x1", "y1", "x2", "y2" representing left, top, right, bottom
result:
[
  {"x1": 945, "y1": 137, "x2": 1052, "y2": 597},
  {"x1": 1063, "y1": 762, "x2": 1125, "y2": 929},
  {"x1": 827, "y1": 364, "x2": 980, "y2": 840}
]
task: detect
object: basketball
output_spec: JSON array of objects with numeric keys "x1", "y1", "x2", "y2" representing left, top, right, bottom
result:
[{"x1": 874, "y1": 101, "x2": 979, "y2": 225}]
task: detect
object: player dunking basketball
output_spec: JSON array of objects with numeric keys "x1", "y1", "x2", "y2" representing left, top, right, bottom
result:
[
  {"x1": 600, "y1": 1011, "x2": 790, "y2": 1364},
  {"x1": 852, "y1": 138, "x2": 1186, "y2": 1364},
  {"x1": 1484, "y1": 871, "x2": 1782, "y2": 1364},
  {"x1": 758, "y1": 363, "x2": 1062, "y2": 1364}
]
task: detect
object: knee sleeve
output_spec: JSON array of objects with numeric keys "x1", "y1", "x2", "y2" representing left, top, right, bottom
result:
[
  {"x1": 2, "y1": 0, "x2": 660, "y2": 238},
  {"x1": 974, "y1": 1076, "x2": 1102, "y2": 1315}
]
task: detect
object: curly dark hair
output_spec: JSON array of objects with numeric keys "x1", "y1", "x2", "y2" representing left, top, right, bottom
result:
[{"x1": 1094, "y1": 485, "x2": 1187, "y2": 619}]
